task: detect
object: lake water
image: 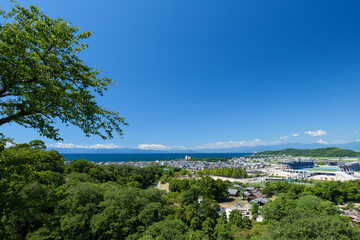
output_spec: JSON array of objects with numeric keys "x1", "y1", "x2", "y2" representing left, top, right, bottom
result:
[{"x1": 62, "y1": 153, "x2": 250, "y2": 162}]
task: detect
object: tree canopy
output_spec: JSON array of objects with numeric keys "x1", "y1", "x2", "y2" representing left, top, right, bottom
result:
[
  {"x1": 268, "y1": 211, "x2": 358, "y2": 240},
  {"x1": 0, "y1": 2, "x2": 127, "y2": 141}
]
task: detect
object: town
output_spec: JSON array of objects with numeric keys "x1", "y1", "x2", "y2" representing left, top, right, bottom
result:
[
  {"x1": 68, "y1": 153, "x2": 360, "y2": 228},
  {"x1": 83, "y1": 154, "x2": 360, "y2": 182}
]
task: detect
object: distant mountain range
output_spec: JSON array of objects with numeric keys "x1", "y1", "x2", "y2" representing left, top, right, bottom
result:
[
  {"x1": 258, "y1": 147, "x2": 359, "y2": 157},
  {"x1": 50, "y1": 141, "x2": 360, "y2": 154}
]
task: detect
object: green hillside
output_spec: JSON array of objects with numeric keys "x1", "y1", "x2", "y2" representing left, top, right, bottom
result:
[{"x1": 258, "y1": 147, "x2": 360, "y2": 157}]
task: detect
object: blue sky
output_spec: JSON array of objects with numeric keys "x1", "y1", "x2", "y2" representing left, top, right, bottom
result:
[{"x1": 2, "y1": 0, "x2": 360, "y2": 151}]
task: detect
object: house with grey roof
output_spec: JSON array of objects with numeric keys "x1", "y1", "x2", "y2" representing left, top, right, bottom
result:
[
  {"x1": 347, "y1": 208, "x2": 360, "y2": 223},
  {"x1": 244, "y1": 191, "x2": 266, "y2": 202},
  {"x1": 220, "y1": 203, "x2": 252, "y2": 219},
  {"x1": 228, "y1": 188, "x2": 239, "y2": 196},
  {"x1": 250, "y1": 198, "x2": 270, "y2": 205}
]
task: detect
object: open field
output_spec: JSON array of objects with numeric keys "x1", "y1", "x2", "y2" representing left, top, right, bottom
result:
[
  {"x1": 156, "y1": 182, "x2": 169, "y2": 192},
  {"x1": 218, "y1": 197, "x2": 247, "y2": 208},
  {"x1": 211, "y1": 176, "x2": 264, "y2": 183}
]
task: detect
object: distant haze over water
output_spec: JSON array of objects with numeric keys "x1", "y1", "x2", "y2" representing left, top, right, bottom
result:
[{"x1": 62, "y1": 153, "x2": 250, "y2": 162}]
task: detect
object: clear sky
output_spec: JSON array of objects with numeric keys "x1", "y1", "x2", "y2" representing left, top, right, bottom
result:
[{"x1": 2, "y1": 0, "x2": 360, "y2": 150}]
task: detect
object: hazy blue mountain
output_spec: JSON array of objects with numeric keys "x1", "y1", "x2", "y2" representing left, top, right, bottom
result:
[
  {"x1": 197, "y1": 142, "x2": 360, "y2": 153},
  {"x1": 337, "y1": 142, "x2": 360, "y2": 151},
  {"x1": 50, "y1": 148, "x2": 165, "y2": 154}
]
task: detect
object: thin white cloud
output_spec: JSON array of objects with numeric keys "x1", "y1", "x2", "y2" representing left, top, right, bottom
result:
[
  {"x1": 195, "y1": 139, "x2": 281, "y2": 149},
  {"x1": 304, "y1": 129, "x2": 326, "y2": 137},
  {"x1": 280, "y1": 136, "x2": 289, "y2": 140},
  {"x1": 86, "y1": 144, "x2": 122, "y2": 149},
  {"x1": 138, "y1": 139, "x2": 282, "y2": 150},
  {"x1": 138, "y1": 144, "x2": 170, "y2": 150},
  {"x1": 50, "y1": 143, "x2": 122, "y2": 149},
  {"x1": 291, "y1": 133, "x2": 299, "y2": 137},
  {"x1": 317, "y1": 139, "x2": 329, "y2": 145},
  {"x1": 50, "y1": 143, "x2": 76, "y2": 148}
]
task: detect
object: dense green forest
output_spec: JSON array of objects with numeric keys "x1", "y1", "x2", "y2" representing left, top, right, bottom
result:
[
  {"x1": 168, "y1": 177, "x2": 229, "y2": 202},
  {"x1": 258, "y1": 147, "x2": 360, "y2": 157},
  {"x1": 1, "y1": 143, "x2": 360, "y2": 239}
]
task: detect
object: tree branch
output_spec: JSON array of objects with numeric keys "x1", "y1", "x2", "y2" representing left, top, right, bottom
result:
[{"x1": 0, "y1": 109, "x2": 31, "y2": 126}]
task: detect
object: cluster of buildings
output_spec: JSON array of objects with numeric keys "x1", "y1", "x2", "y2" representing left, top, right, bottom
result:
[
  {"x1": 93, "y1": 155, "x2": 272, "y2": 171},
  {"x1": 280, "y1": 158, "x2": 360, "y2": 173},
  {"x1": 219, "y1": 185, "x2": 269, "y2": 222},
  {"x1": 281, "y1": 158, "x2": 314, "y2": 170},
  {"x1": 231, "y1": 157, "x2": 271, "y2": 169},
  {"x1": 342, "y1": 208, "x2": 360, "y2": 223},
  {"x1": 160, "y1": 157, "x2": 270, "y2": 170},
  {"x1": 75, "y1": 154, "x2": 359, "y2": 182},
  {"x1": 158, "y1": 159, "x2": 245, "y2": 170},
  {"x1": 275, "y1": 158, "x2": 360, "y2": 181},
  {"x1": 333, "y1": 162, "x2": 360, "y2": 172},
  {"x1": 229, "y1": 185, "x2": 269, "y2": 204},
  {"x1": 96, "y1": 157, "x2": 265, "y2": 171},
  {"x1": 97, "y1": 161, "x2": 154, "y2": 167}
]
